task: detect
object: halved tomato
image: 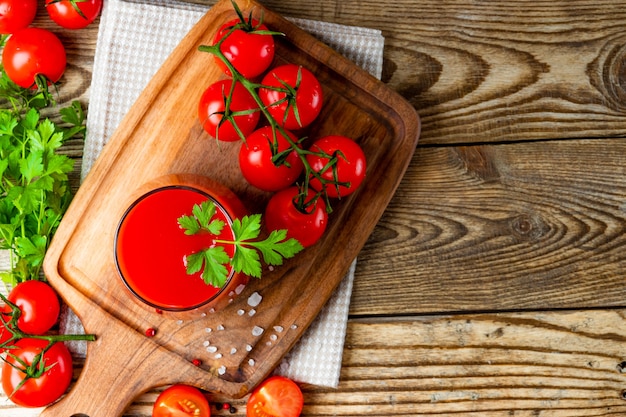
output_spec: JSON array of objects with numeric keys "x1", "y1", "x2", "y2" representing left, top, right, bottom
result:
[
  {"x1": 153, "y1": 384, "x2": 211, "y2": 417},
  {"x1": 246, "y1": 376, "x2": 304, "y2": 417}
]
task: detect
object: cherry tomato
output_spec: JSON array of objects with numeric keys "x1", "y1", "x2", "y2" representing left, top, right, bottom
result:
[
  {"x1": 7, "y1": 280, "x2": 60, "y2": 335},
  {"x1": 213, "y1": 18, "x2": 275, "y2": 79},
  {"x1": 198, "y1": 79, "x2": 260, "y2": 142},
  {"x1": 45, "y1": 0, "x2": 102, "y2": 30},
  {"x1": 153, "y1": 384, "x2": 211, "y2": 417},
  {"x1": 1, "y1": 338, "x2": 73, "y2": 408},
  {"x1": 246, "y1": 376, "x2": 304, "y2": 417},
  {"x1": 239, "y1": 126, "x2": 304, "y2": 192},
  {"x1": 259, "y1": 64, "x2": 323, "y2": 130},
  {"x1": 2, "y1": 27, "x2": 67, "y2": 89},
  {"x1": 306, "y1": 135, "x2": 367, "y2": 198},
  {"x1": 0, "y1": 0, "x2": 37, "y2": 34},
  {"x1": 264, "y1": 187, "x2": 327, "y2": 248}
]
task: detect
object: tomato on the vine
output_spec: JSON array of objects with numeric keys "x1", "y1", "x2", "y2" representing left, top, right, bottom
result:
[
  {"x1": 7, "y1": 280, "x2": 60, "y2": 335},
  {"x1": 45, "y1": 0, "x2": 102, "y2": 30},
  {"x1": 264, "y1": 187, "x2": 327, "y2": 248},
  {"x1": 1, "y1": 338, "x2": 73, "y2": 408},
  {"x1": 2, "y1": 27, "x2": 67, "y2": 89},
  {"x1": 0, "y1": 0, "x2": 37, "y2": 34},
  {"x1": 246, "y1": 376, "x2": 304, "y2": 417},
  {"x1": 198, "y1": 79, "x2": 260, "y2": 142},
  {"x1": 239, "y1": 126, "x2": 304, "y2": 192},
  {"x1": 259, "y1": 64, "x2": 323, "y2": 130},
  {"x1": 213, "y1": 18, "x2": 275, "y2": 79},
  {"x1": 153, "y1": 384, "x2": 211, "y2": 417},
  {"x1": 307, "y1": 135, "x2": 367, "y2": 198}
]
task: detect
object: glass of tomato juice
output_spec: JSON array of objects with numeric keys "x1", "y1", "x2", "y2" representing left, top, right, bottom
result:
[{"x1": 114, "y1": 174, "x2": 248, "y2": 317}]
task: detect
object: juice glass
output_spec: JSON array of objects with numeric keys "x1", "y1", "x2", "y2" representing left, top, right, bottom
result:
[{"x1": 114, "y1": 174, "x2": 248, "y2": 317}]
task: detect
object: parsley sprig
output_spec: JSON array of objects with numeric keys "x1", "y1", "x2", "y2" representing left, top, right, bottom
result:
[
  {"x1": 178, "y1": 200, "x2": 303, "y2": 288},
  {"x1": 0, "y1": 36, "x2": 86, "y2": 285}
]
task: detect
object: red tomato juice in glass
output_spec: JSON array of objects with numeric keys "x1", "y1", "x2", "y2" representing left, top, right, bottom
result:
[{"x1": 114, "y1": 175, "x2": 248, "y2": 315}]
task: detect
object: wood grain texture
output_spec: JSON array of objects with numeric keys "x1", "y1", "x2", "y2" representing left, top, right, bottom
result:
[
  {"x1": 352, "y1": 137, "x2": 626, "y2": 315},
  {"x1": 7, "y1": 310, "x2": 624, "y2": 416}
]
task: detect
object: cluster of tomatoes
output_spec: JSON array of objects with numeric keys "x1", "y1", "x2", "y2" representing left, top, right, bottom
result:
[
  {"x1": 198, "y1": 13, "x2": 367, "y2": 248},
  {"x1": 0, "y1": 280, "x2": 93, "y2": 408},
  {"x1": 0, "y1": 0, "x2": 102, "y2": 90}
]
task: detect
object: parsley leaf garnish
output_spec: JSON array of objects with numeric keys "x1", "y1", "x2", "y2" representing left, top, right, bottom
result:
[{"x1": 177, "y1": 201, "x2": 304, "y2": 288}]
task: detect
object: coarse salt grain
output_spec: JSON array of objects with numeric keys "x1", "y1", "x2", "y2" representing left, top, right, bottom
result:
[
  {"x1": 246, "y1": 344, "x2": 252, "y2": 352},
  {"x1": 206, "y1": 346, "x2": 217, "y2": 353},
  {"x1": 290, "y1": 324, "x2": 298, "y2": 330},
  {"x1": 248, "y1": 359, "x2": 255, "y2": 366},
  {"x1": 218, "y1": 366, "x2": 226, "y2": 375},
  {"x1": 247, "y1": 292, "x2": 262, "y2": 307},
  {"x1": 215, "y1": 353, "x2": 223, "y2": 359},
  {"x1": 203, "y1": 340, "x2": 210, "y2": 347},
  {"x1": 270, "y1": 334, "x2": 277, "y2": 341},
  {"x1": 205, "y1": 327, "x2": 212, "y2": 333},
  {"x1": 237, "y1": 309, "x2": 245, "y2": 316},
  {"x1": 230, "y1": 348, "x2": 237, "y2": 354},
  {"x1": 176, "y1": 320, "x2": 184, "y2": 325},
  {"x1": 273, "y1": 326, "x2": 284, "y2": 333},
  {"x1": 235, "y1": 284, "x2": 246, "y2": 294},
  {"x1": 248, "y1": 309, "x2": 256, "y2": 317},
  {"x1": 252, "y1": 326, "x2": 264, "y2": 337},
  {"x1": 217, "y1": 324, "x2": 225, "y2": 331}
]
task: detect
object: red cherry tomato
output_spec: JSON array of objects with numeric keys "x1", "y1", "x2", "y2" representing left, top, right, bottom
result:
[
  {"x1": 213, "y1": 18, "x2": 275, "y2": 79},
  {"x1": 2, "y1": 27, "x2": 67, "y2": 89},
  {"x1": 0, "y1": 0, "x2": 37, "y2": 34},
  {"x1": 306, "y1": 135, "x2": 367, "y2": 198},
  {"x1": 153, "y1": 384, "x2": 211, "y2": 417},
  {"x1": 45, "y1": 0, "x2": 102, "y2": 30},
  {"x1": 259, "y1": 64, "x2": 323, "y2": 130},
  {"x1": 8, "y1": 280, "x2": 60, "y2": 335},
  {"x1": 264, "y1": 187, "x2": 327, "y2": 248},
  {"x1": 246, "y1": 376, "x2": 304, "y2": 417},
  {"x1": 239, "y1": 126, "x2": 304, "y2": 192},
  {"x1": 198, "y1": 79, "x2": 260, "y2": 142},
  {"x1": 1, "y1": 338, "x2": 73, "y2": 408}
]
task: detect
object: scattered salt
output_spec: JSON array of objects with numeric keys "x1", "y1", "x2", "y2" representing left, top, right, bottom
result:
[
  {"x1": 247, "y1": 292, "x2": 262, "y2": 307},
  {"x1": 218, "y1": 366, "x2": 226, "y2": 375},
  {"x1": 209, "y1": 308, "x2": 215, "y2": 314},
  {"x1": 252, "y1": 326, "x2": 264, "y2": 337},
  {"x1": 290, "y1": 324, "x2": 298, "y2": 330},
  {"x1": 230, "y1": 348, "x2": 237, "y2": 354},
  {"x1": 268, "y1": 265, "x2": 274, "y2": 272},
  {"x1": 215, "y1": 353, "x2": 223, "y2": 359},
  {"x1": 248, "y1": 309, "x2": 256, "y2": 317},
  {"x1": 228, "y1": 291, "x2": 235, "y2": 297},
  {"x1": 248, "y1": 359, "x2": 255, "y2": 366},
  {"x1": 206, "y1": 346, "x2": 217, "y2": 353},
  {"x1": 270, "y1": 334, "x2": 277, "y2": 341},
  {"x1": 176, "y1": 320, "x2": 184, "y2": 325},
  {"x1": 235, "y1": 284, "x2": 246, "y2": 295},
  {"x1": 246, "y1": 344, "x2": 253, "y2": 352},
  {"x1": 203, "y1": 340, "x2": 210, "y2": 347},
  {"x1": 273, "y1": 326, "x2": 284, "y2": 333},
  {"x1": 217, "y1": 324, "x2": 225, "y2": 331},
  {"x1": 205, "y1": 327, "x2": 212, "y2": 333},
  {"x1": 237, "y1": 309, "x2": 245, "y2": 316}
]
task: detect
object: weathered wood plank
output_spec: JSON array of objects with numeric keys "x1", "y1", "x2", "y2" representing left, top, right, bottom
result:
[
  {"x1": 4, "y1": 310, "x2": 621, "y2": 416},
  {"x1": 352, "y1": 138, "x2": 626, "y2": 315}
]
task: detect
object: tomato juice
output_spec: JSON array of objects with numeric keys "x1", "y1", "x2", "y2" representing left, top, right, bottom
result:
[{"x1": 114, "y1": 175, "x2": 248, "y2": 314}]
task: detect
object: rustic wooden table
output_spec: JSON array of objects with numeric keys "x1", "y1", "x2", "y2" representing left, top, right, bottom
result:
[{"x1": 3, "y1": 0, "x2": 626, "y2": 415}]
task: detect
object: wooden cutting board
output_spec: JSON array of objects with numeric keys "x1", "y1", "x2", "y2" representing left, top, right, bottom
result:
[{"x1": 41, "y1": 0, "x2": 420, "y2": 415}]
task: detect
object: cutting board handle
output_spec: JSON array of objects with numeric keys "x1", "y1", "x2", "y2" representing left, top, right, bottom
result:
[{"x1": 39, "y1": 274, "x2": 244, "y2": 417}]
